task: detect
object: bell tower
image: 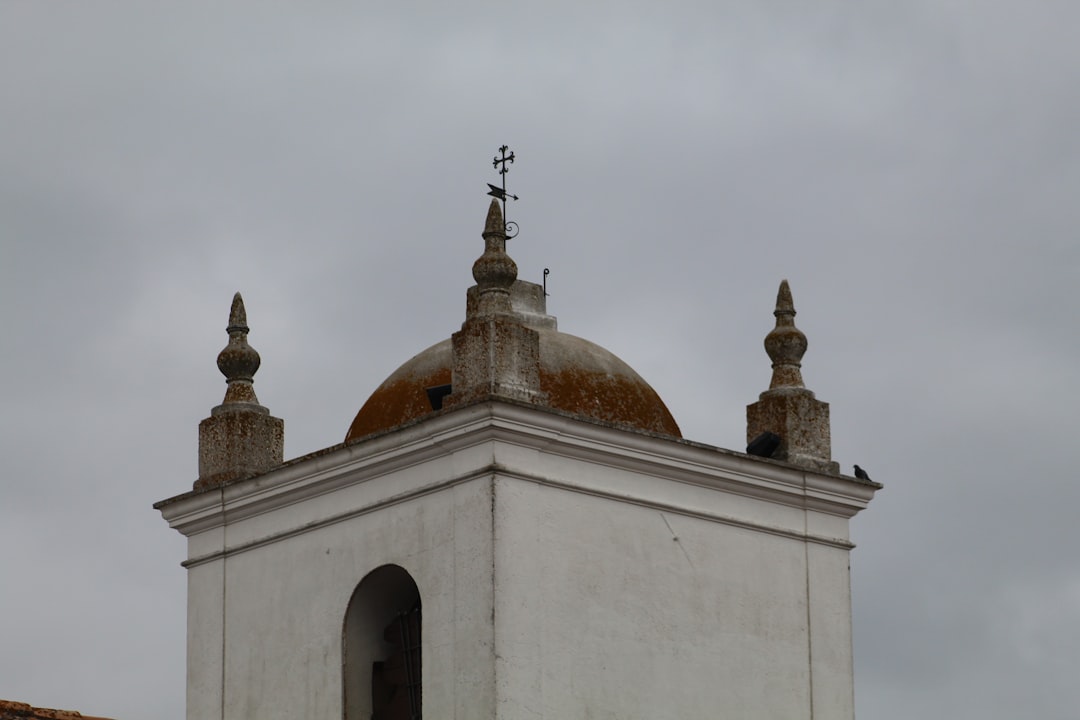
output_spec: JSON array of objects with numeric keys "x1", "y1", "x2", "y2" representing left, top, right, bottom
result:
[{"x1": 157, "y1": 203, "x2": 878, "y2": 719}]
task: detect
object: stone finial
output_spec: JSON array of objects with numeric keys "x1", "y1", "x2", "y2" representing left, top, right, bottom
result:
[
  {"x1": 197, "y1": 293, "x2": 284, "y2": 490},
  {"x1": 764, "y1": 279, "x2": 807, "y2": 390},
  {"x1": 747, "y1": 280, "x2": 838, "y2": 473},
  {"x1": 470, "y1": 199, "x2": 518, "y2": 316},
  {"x1": 445, "y1": 202, "x2": 546, "y2": 409},
  {"x1": 217, "y1": 293, "x2": 262, "y2": 405}
]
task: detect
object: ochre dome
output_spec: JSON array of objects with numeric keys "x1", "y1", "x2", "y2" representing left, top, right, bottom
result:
[
  {"x1": 346, "y1": 283, "x2": 681, "y2": 441},
  {"x1": 346, "y1": 330, "x2": 680, "y2": 441}
]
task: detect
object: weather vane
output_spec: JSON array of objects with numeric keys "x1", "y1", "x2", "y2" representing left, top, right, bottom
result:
[{"x1": 487, "y1": 145, "x2": 519, "y2": 238}]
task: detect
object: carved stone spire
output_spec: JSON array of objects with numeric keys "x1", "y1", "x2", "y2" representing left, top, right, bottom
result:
[
  {"x1": 747, "y1": 280, "x2": 838, "y2": 473},
  {"x1": 197, "y1": 293, "x2": 284, "y2": 490},
  {"x1": 471, "y1": 200, "x2": 517, "y2": 315},
  {"x1": 217, "y1": 293, "x2": 262, "y2": 405},
  {"x1": 764, "y1": 280, "x2": 807, "y2": 390},
  {"x1": 445, "y1": 201, "x2": 546, "y2": 409}
]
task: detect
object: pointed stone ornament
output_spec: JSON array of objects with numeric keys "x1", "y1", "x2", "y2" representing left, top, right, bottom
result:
[
  {"x1": 196, "y1": 292, "x2": 284, "y2": 490},
  {"x1": 445, "y1": 201, "x2": 547, "y2": 409},
  {"x1": 746, "y1": 280, "x2": 838, "y2": 473},
  {"x1": 471, "y1": 199, "x2": 518, "y2": 314},
  {"x1": 764, "y1": 279, "x2": 807, "y2": 390},
  {"x1": 217, "y1": 293, "x2": 262, "y2": 405}
]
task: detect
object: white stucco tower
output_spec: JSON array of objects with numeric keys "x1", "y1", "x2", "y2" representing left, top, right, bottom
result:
[{"x1": 157, "y1": 200, "x2": 879, "y2": 719}]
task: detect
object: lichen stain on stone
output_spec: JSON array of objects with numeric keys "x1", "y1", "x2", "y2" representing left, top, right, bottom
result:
[
  {"x1": 0, "y1": 699, "x2": 114, "y2": 720},
  {"x1": 540, "y1": 365, "x2": 680, "y2": 436}
]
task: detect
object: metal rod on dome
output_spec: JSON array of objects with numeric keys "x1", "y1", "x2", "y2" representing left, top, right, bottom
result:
[
  {"x1": 543, "y1": 268, "x2": 550, "y2": 297},
  {"x1": 488, "y1": 145, "x2": 519, "y2": 238}
]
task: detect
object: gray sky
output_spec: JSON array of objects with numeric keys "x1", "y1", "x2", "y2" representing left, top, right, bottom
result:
[{"x1": 2, "y1": 2, "x2": 1078, "y2": 717}]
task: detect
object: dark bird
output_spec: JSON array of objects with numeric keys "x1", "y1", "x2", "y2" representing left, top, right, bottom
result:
[{"x1": 853, "y1": 464, "x2": 872, "y2": 481}]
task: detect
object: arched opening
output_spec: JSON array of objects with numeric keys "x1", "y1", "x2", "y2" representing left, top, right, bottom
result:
[{"x1": 343, "y1": 564, "x2": 421, "y2": 720}]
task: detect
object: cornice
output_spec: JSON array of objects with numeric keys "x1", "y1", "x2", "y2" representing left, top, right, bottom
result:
[{"x1": 160, "y1": 401, "x2": 879, "y2": 557}]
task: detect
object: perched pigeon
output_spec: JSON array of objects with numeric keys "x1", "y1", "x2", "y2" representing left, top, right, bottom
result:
[{"x1": 853, "y1": 464, "x2": 871, "y2": 481}]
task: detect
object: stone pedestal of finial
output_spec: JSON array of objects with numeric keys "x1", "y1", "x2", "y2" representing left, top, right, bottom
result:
[
  {"x1": 196, "y1": 293, "x2": 284, "y2": 490},
  {"x1": 445, "y1": 200, "x2": 547, "y2": 409},
  {"x1": 747, "y1": 280, "x2": 839, "y2": 474}
]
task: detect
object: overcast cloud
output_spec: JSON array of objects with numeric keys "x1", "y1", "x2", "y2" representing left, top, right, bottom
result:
[{"x1": 2, "y1": 2, "x2": 1078, "y2": 718}]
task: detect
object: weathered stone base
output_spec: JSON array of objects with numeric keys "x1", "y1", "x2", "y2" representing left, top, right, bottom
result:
[
  {"x1": 197, "y1": 405, "x2": 284, "y2": 489},
  {"x1": 446, "y1": 315, "x2": 547, "y2": 408},
  {"x1": 747, "y1": 389, "x2": 839, "y2": 474}
]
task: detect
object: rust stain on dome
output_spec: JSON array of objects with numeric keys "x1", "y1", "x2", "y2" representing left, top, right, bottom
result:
[
  {"x1": 346, "y1": 329, "x2": 680, "y2": 442},
  {"x1": 345, "y1": 341, "x2": 452, "y2": 441}
]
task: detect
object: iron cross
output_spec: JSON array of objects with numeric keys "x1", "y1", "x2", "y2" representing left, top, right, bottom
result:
[{"x1": 494, "y1": 145, "x2": 514, "y2": 174}]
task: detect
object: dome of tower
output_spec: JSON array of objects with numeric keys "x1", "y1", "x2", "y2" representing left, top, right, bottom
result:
[{"x1": 345, "y1": 281, "x2": 681, "y2": 442}]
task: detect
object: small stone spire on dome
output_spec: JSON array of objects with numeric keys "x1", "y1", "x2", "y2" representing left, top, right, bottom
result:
[
  {"x1": 197, "y1": 292, "x2": 284, "y2": 490},
  {"x1": 445, "y1": 201, "x2": 546, "y2": 409},
  {"x1": 470, "y1": 199, "x2": 518, "y2": 316},
  {"x1": 746, "y1": 280, "x2": 838, "y2": 474}
]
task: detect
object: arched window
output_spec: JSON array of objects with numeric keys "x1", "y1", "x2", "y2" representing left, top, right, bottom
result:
[{"x1": 343, "y1": 564, "x2": 421, "y2": 720}]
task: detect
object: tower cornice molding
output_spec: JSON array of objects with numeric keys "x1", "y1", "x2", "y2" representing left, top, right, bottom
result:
[{"x1": 159, "y1": 401, "x2": 878, "y2": 561}]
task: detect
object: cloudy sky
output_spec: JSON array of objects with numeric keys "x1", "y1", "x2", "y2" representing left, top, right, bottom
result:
[{"x1": 2, "y1": 1, "x2": 1078, "y2": 717}]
